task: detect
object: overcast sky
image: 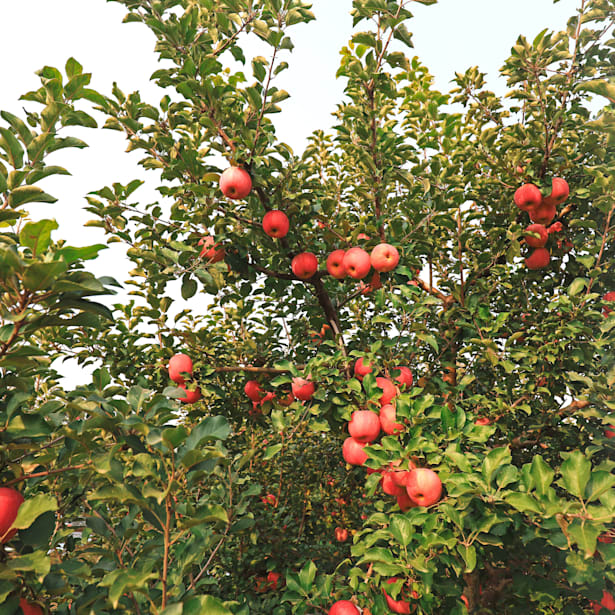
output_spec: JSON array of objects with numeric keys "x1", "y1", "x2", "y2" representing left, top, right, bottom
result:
[{"x1": 0, "y1": 0, "x2": 580, "y2": 384}]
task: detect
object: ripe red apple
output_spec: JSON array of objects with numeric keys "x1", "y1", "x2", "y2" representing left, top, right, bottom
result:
[
  {"x1": 357, "y1": 233, "x2": 370, "y2": 240},
  {"x1": 370, "y1": 243, "x2": 400, "y2": 272},
  {"x1": 461, "y1": 595, "x2": 469, "y2": 608},
  {"x1": 525, "y1": 248, "x2": 550, "y2": 270},
  {"x1": 529, "y1": 200, "x2": 557, "y2": 225},
  {"x1": 292, "y1": 377, "x2": 315, "y2": 401},
  {"x1": 514, "y1": 183, "x2": 542, "y2": 211},
  {"x1": 19, "y1": 599, "x2": 43, "y2": 615},
  {"x1": 354, "y1": 357, "x2": 373, "y2": 380},
  {"x1": 598, "y1": 533, "x2": 613, "y2": 544},
  {"x1": 261, "y1": 493, "x2": 277, "y2": 507},
  {"x1": 603, "y1": 291, "x2": 615, "y2": 317},
  {"x1": 348, "y1": 410, "x2": 381, "y2": 443},
  {"x1": 168, "y1": 353, "x2": 193, "y2": 385},
  {"x1": 396, "y1": 491, "x2": 417, "y2": 512},
  {"x1": 244, "y1": 380, "x2": 264, "y2": 402},
  {"x1": 545, "y1": 177, "x2": 569, "y2": 206},
  {"x1": 0, "y1": 487, "x2": 24, "y2": 543},
  {"x1": 406, "y1": 468, "x2": 442, "y2": 507},
  {"x1": 334, "y1": 527, "x2": 349, "y2": 542},
  {"x1": 524, "y1": 224, "x2": 548, "y2": 248},
  {"x1": 198, "y1": 236, "x2": 225, "y2": 263},
  {"x1": 380, "y1": 404, "x2": 404, "y2": 435},
  {"x1": 343, "y1": 247, "x2": 371, "y2": 279},
  {"x1": 327, "y1": 250, "x2": 347, "y2": 279},
  {"x1": 291, "y1": 252, "x2": 318, "y2": 279},
  {"x1": 178, "y1": 385, "x2": 201, "y2": 404},
  {"x1": 219, "y1": 166, "x2": 252, "y2": 199},
  {"x1": 342, "y1": 437, "x2": 368, "y2": 466},
  {"x1": 548, "y1": 221, "x2": 563, "y2": 234},
  {"x1": 393, "y1": 366, "x2": 413, "y2": 389},
  {"x1": 475, "y1": 417, "x2": 492, "y2": 426},
  {"x1": 606, "y1": 426, "x2": 615, "y2": 439},
  {"x1": 593, "y1": 590, "x2": 615, "y2": 614},
  {"x1": 262, "y1": 210, "x2": 289, "y2": 238},
  {"x1": 381, "y1": 471, "x2": 406, "y2": 497},
  {"x1": 266, "y1": 571, "x2": 281, "y2": 590},
  {"x1": 329, "y1": 601, "x2": 360, "y2": 615},
  {"x1": 375, "y1": 377, "x2": 397, "y2": 405},
  {"x1": 383, "y1": 579, "x2": 417, "y2": 614}
]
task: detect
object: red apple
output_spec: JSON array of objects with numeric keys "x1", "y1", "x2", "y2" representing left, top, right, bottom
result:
[
  {"x1": 375, "y1": 377, "x2": 397, "y2": 405},
  {"x1": 292, "y1": 252, "x2": 318, "y2": 279},
  {"x1": 0, "y1": 487, "x2": 24, "y2": 543},
  {"x1": 261, "y1": 493, "x2": 277, "y2": 507},
  {"x1": 244, "y1": 380, "x2": 264, "y2": 402},
  {"x1": 380, "y1": 404, "x2": 404, "y2": 435},
  {"x1": 475, "y1": 417, "x2": 492, "y2": 426},
  {"x1": 524, "y1": 224, "x2": 548, "y2": 248},
  {"x1": 292, "y1": 377, "x2": 315, "y2": 401},
  {"x1": 598, "y1": 533, "x2": 613, "y2": 544},
  {"x1": 371, "y1": 243, "x2": 400, "y2": 272},
  {"x1": 219, "y1": 166, "x2": 252, "y2": 199},
  {"x1": 548, "y1": 221, "x2": 563, "y2": 234},
  {"x1": 606, "y1": 427, "x2": 615, "y2": 439},
  {"x1": 19, "y1": 600, "x2": 43, "y2": 615},
  {"x1": 393, "y1": 366, "x2": 413, "y2": 389},
  {"x1": 178, "y1": 385, "x2": 201, "y2": 404},
  {"x1": 529, "y1": 200, "x2": 557, "y2": 225},
  {"x1": 327, "y1": 250, "x2": 347, "y2": 279},
  {"x1": 406, "y1": 468, "x2": 442, "y2": 507},
  {"x1": 545, "y1": 177, "x2": 569, "y2": 206},
  {"x1": 348, "y1": 410, "x2": 381, "y2": 443},
  {"x1": 266, "y1": 571, "x2": 281, "y2": 590},
  {"x1": 342, "y1": 437, "x2": 368, "y2": 466},
  {"x1": 334, "y1": 527, "x2": 349, "y2": 542},
  {"x1": 396, "y1": 491, "x2": 417, "y2": 512},
  {"x1": 381, "y1": 471, "x2": 406, "y2": 497},
  {"x1": 593, "y1": 590, "x2": 615, "y2": 614},
  {"x1": 354, "y1": 357, "x2": 373, "y2": 380},
  {"x1": 198, "y1": 236, "x2": 225, "y2": 263},
  {"x1": 262, "y1": 210, "x2": 289, "y2": 238},
  {"x1": 357, "y1": 233, "x2": 370, "y2": 240},
  {"x1": 461, "y1": 595, "x2": 469, "y2": 608},
  {"x1": 329, "y1": 601, "x2": 360, "y2": 615},
  {"x1": 603, "y1": 292, "x2": 615, "y2": 317},
  {"x1": 343, "y1": 247, "x2": 371, "y2": 279},
  {"x1": 514, "y1": 183, "x2": 542, "y2": 211},
  {"x1": 525, "y1": 248, "x2": 550, "y2": 270},
  {"x1": 168, "y1": 353, "x2": 193, "y2": 385},
  {"x1": 383, "y1": 579, "x2": 417, "y2": 614}
]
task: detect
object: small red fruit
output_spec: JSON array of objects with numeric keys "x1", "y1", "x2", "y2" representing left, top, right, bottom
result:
[
  {"x1": 342, "y1": 437, "x2": 368, "y2": 466},
  {"x1": 343, "y1": 247, "x2": 371, "y2": 280},
  {"x1": 605, "y1": 426, "x2": 615, "y2": 439},
  {"x1": 168, "y1": 353, "x2": 193, "y2": 385},
  {"x1": 266, "y1": 571, "x2": 281, "y2": 590},
  {"x1": 524, "y1": 224, "x2": 548, "y2": 248},
  {"x1": 219, "y1": 166, "x2": 252, "y2": 199},
  {"x1": 545, "y1": 177, "x2": 569, "y2": 206},
  {"x1": 525, "y1": 248, "x2": 550, "y2": 270},
  {"x1": 375, "y1": 377, "x2": 397, "y2": 405},
  {"x1": 514, "y1": 184, "x2": 542, "y2": 211},
  {"x1": 547, "y1": 221, "x2": 563, "y2": 234},
  {"x1": 244, "y1": 380, "x2": 264, "y2": 402},
  {"x1": 292, "y1": 377, "x2": 315, "y2": 401},
  {"x1": 198, "y1": 236, "x2": 225, "y2": 263},
  {"x1": 593, "y1": 590, "x2": 615, "y2": 614},
  {"x1": 178, "y1": 385, "x2": 201, "y2": 404},
  {"x1": 603, "y1": 291, "x2": 615, "y2": 317},
  {"x1": 262, "y1": 210, "x2": 289, "y2": 238},
  {"x1": 348, "y1": 410, "x2": 381, "y2": 443},
  {"x1": 393, "y1": 366, "x2": 413, "y2": 389},
  {"x1": 381, "y1": 471, "x2": 406, "y2": 497},
  {"x1": 261, "y1": 493, "x2": 277, "y2": 507},
  {"x1": 335, "y1": 527, "x2": 349, "y2": 542},
  {"x1": 327, "y1": 250, "x2": 347, "y2": 279},
  {"x1": 354, "y1": 357, "x2": 373, "y2": 380},
  {"x1": 0, "y1": 488, "x2": 24, "y2": 543},
  {"x1": 383, "y1": 578, "x2": 417, "y2": 614},
  {"x1": 292, "y1": 252, "x2": 318, "y2": 279},
  {"x1": 529, "y1": 200, "x2": 557, "y2": 225},
  {"x1": 19, "y1": 600, "x2": 43, "y2": 615},
  {"x1": 396, "y1": 491, "x2": 417, "y2": 512},
  {"x1": 329, "y1": 601, "x2": 360, "y2": 615},
  {"x1": 380, "y1": 404, "x2": 404, "y2": 435},
  {"x1": 405, "y1": 468, "x2": 442, "y2": 507},
  {"x1": 461, "y1": 594, "x2": 469, "y2": 608},
  {"x1": 370, "y1": 243, "x2": 400, "y2": 273}
]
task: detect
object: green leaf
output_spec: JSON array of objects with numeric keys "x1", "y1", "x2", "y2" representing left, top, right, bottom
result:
[
  {"x1": 298, "y1": 560, "x2": 317, "y2": 593},
  {"x1": 560, "y1": 451, "x2": 591, "y2": 498},
  {"x1": 181, "y1": 276, "x2": 197, "y2": 300},
  {"x1": 19, "y1": 219, "x2": 58, "y2": 254},
  {"x1": 567, "y1": 520, "x2": 600, "y2": 557},
  {"x1": 389, "y1": 515, "x2": 413, "y2": 547},
  {"x1": 585, "y1": 471, "x2": 615, "y2": 503},
  {"x1": 505, "y1": 493, "x2": 541, "y2": 514},
  {"x1": 457, "y1": 544, "x2": 477, "y2": 572},
  {"x1": 13, "y1": 494, "x2": 57, "y2": 529},
  {"x1": 7, "y1": 550, "x2": 50, "y2": 576},
  {"x1": 263, "y1": 444, "x2": 283, "y2": 459},
  {"x1": 482, "y1": 447, "x2": 511, "y2": 485},
  {"x1": 23, "y1": 261, "x2": 67, "y2": 290},
  {"x1": 568, "y1": 277, "x2": 588, "y2": 296},
  {"x1": 9, "y1": 185, "x2": 57, "y2": 207},
  {"x1": 530, "y1": 455, "x2": 554, "y2": 496},
  {"x1": 0, "y1": 127, "x2": 24, "y2": 167},
  {"x1": 55, "y1": 244, "x2": 107, "y2": 264}
]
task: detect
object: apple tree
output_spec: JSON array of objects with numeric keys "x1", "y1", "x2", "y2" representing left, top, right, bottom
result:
[{"x1": 1, "y1": 0, "x2": 615, "y2": 614}]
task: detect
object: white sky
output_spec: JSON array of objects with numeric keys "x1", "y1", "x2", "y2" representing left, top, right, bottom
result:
[{"x1": 0, "y1": 0, "x2": 579, "y2": 384}]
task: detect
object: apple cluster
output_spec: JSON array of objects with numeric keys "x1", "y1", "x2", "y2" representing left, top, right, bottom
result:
[
  {"x1": 329, "y1": 577, "x2": 419, "y2": 615},
  {"x1": 244, "y1": 375, "x2": 315, "y2": 415},
  {"x1": 513, "y1": 177, "x2": 569, "y2": 270},
  {"x1": 168, "y1": 353, "x2": 201, "y2": 403}
]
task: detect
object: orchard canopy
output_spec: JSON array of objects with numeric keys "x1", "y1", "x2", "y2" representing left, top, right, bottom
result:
[{"x1": 1, "y1": 1, "x2": 615, "y2": 614}]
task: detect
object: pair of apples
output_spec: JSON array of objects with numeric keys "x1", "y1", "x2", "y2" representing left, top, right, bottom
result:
[
  {"x1": 291, "y1": 244, "x2": 399, "y2": 281},
  {"x1": 329, "y1": 577, "x2": 419, "y2": 615},
  {"x1": 168, "y1": 353, "x2": 201, "y2": 403},
  {"x1": 244, "y1": 377, "x2": 315, "y2": 404}
]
